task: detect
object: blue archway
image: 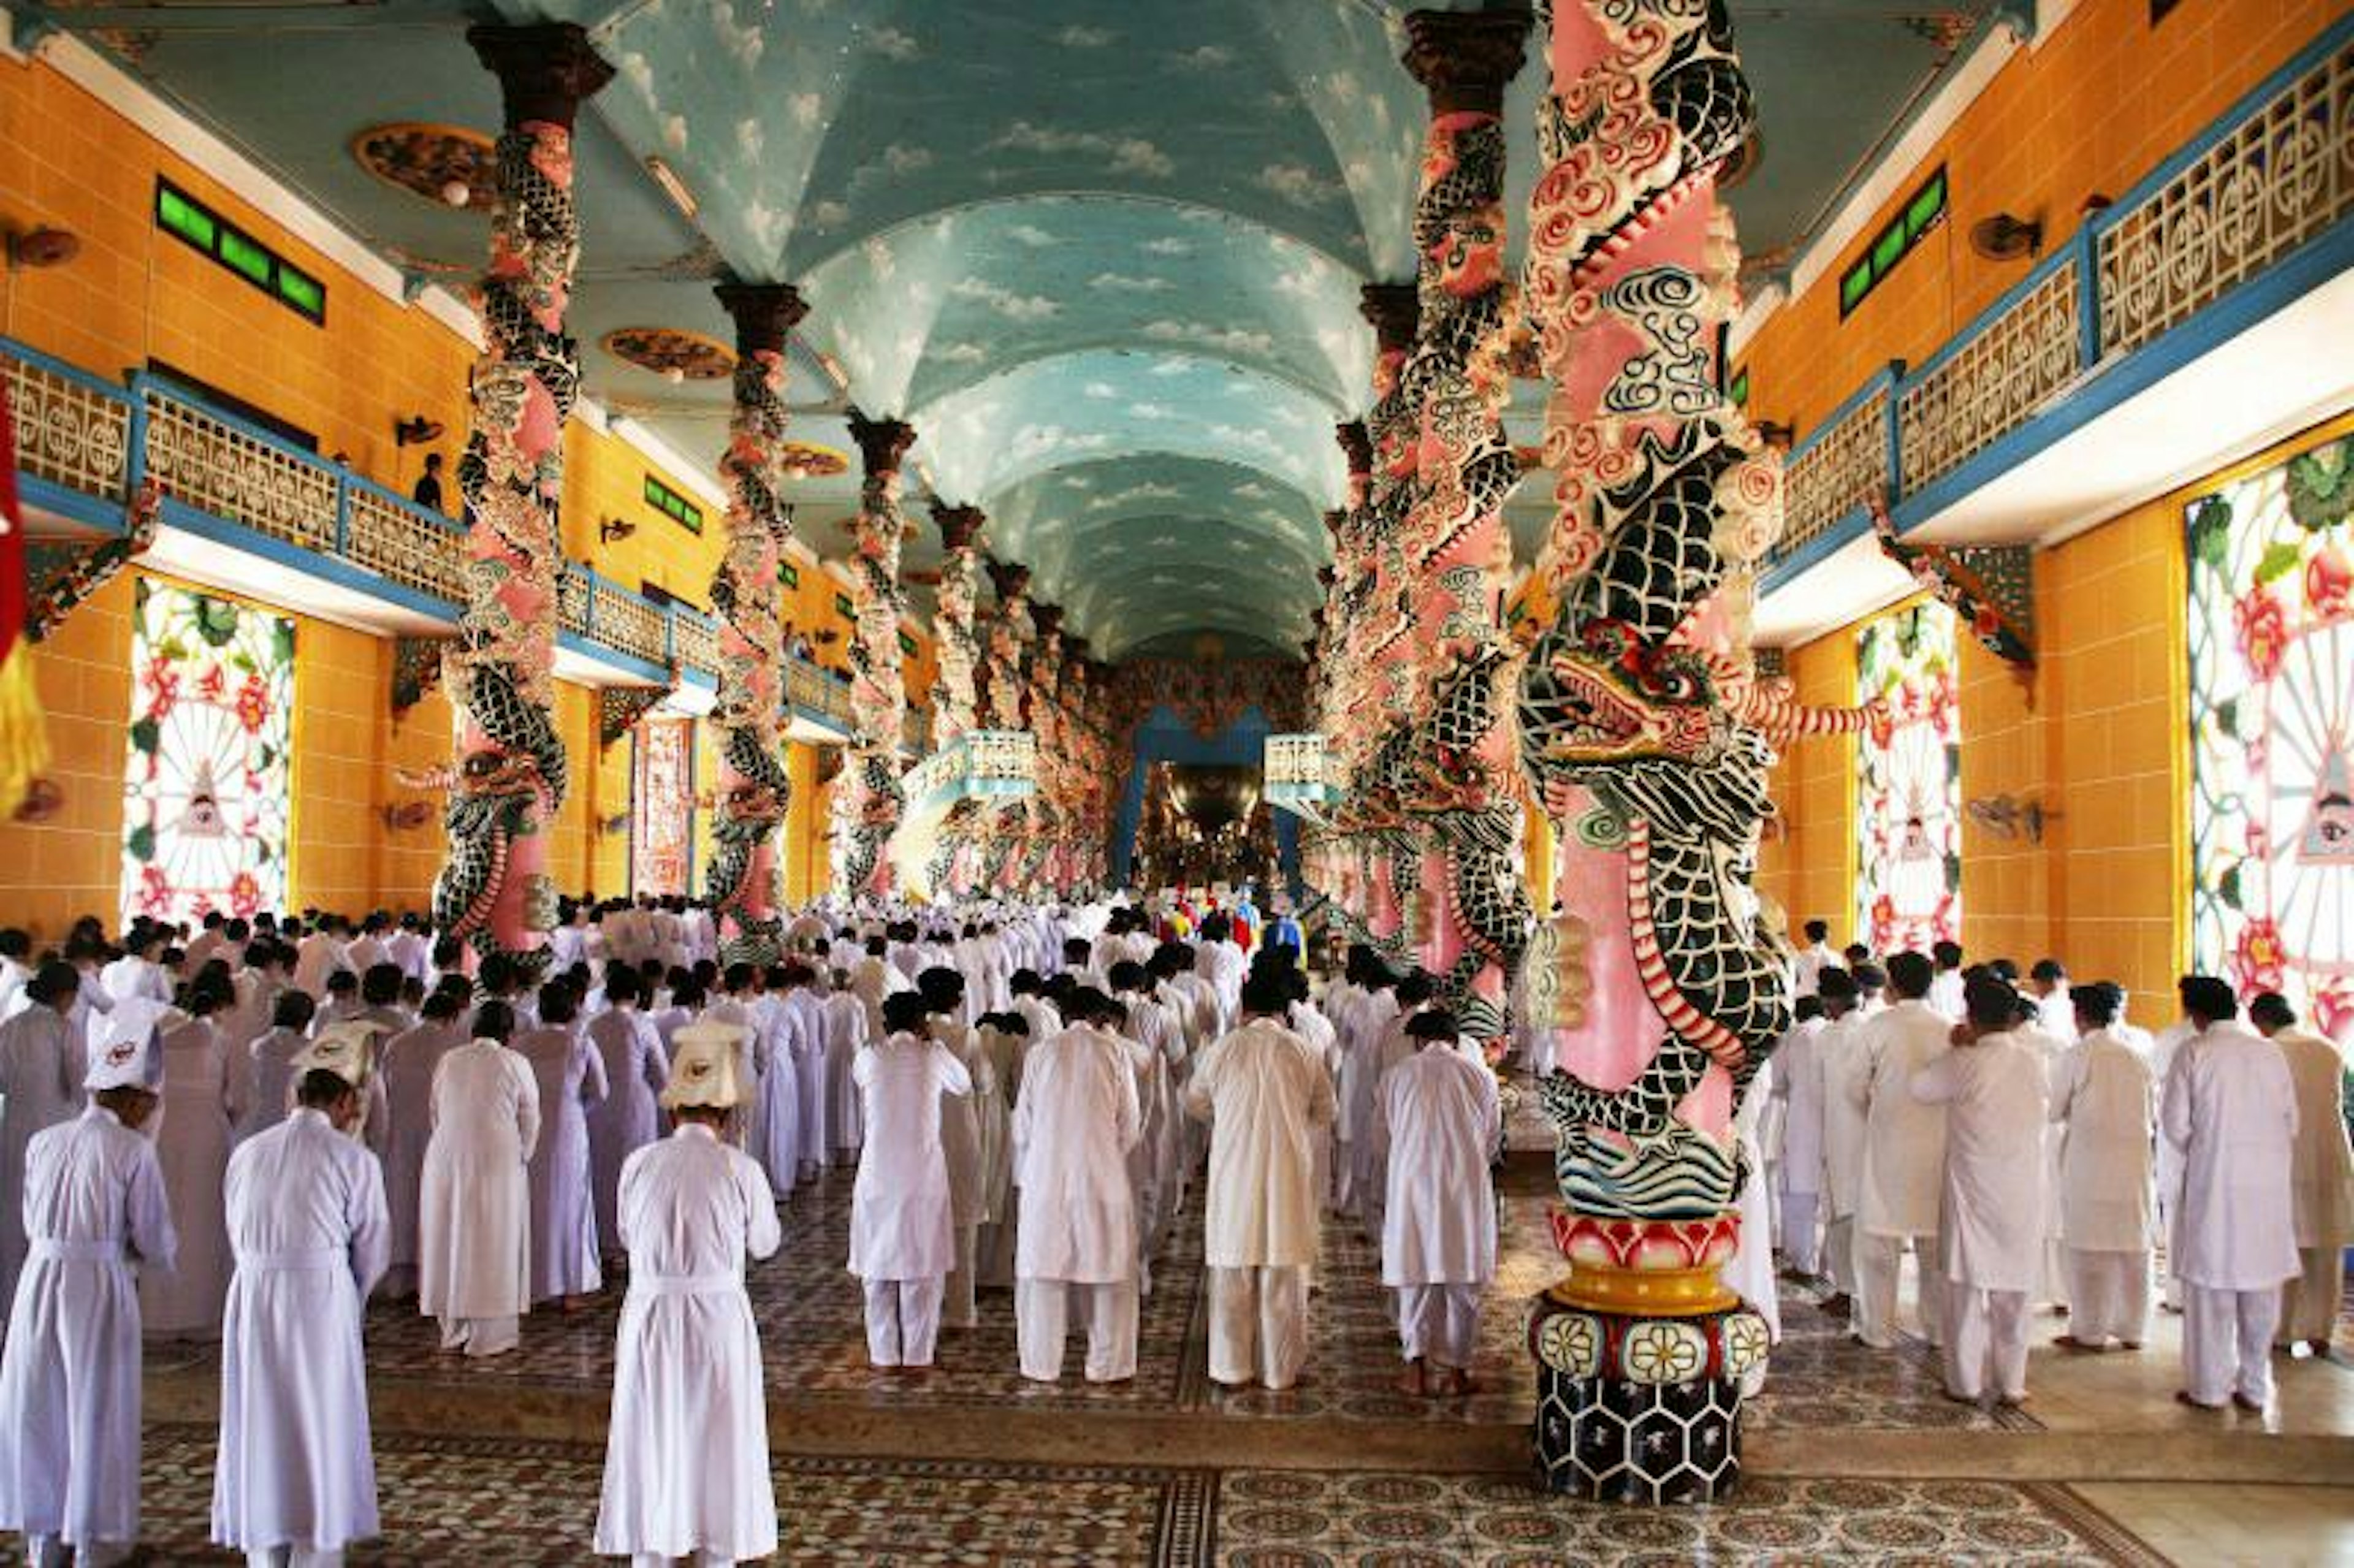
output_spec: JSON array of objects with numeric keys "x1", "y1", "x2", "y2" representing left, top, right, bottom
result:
[{"x1": 1111, "y1": 704, "x2": 1299, "y2": 894}]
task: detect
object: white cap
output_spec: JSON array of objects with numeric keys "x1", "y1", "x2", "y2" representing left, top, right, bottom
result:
[
  {"x1": 85, "y1": 997, "x2": 176, "y2": 1090},
  {"x1": 663, "y1": 1021, "x2": 748, "y2": 1111},
  {"x1": 292, "y1": 1021, "x2": 383, "y2": 1089}
]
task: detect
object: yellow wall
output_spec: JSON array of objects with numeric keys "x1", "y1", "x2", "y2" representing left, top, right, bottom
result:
[
  {"x1": 1757, "y1": 631, "x2": 1860, "y2": 945},
  {"x1": 1740, "y1": 0, "x2": 2339, "y2": 437}
]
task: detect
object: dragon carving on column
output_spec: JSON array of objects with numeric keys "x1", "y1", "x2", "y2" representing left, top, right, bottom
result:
[
  {"x1": 921, "y1": 503, "x2": 988, "y2": 902},
  {"x1": 978, "y1": 558, "x2": 1034, "y2": 897},
  {"x1": 833, "y1": 411, "x2": 917, "y2": 898},
  {"x1": 701, "y1": 283, "x2": 805, "y2": 967},
  {"x1": 1393, "y1": 9, "x2": 1535, "y2": 1045},
  {"x1": 432, "y1": 26, "x2": 609, "y2": 976}
]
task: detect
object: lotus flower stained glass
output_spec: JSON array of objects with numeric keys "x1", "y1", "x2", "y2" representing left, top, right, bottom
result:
[
  {"x1": 1855, "y1": 601, "x2": 1962, "y2": 955},
  {"x1": 120, "y1": 579, "x2": 294, "y2": 926}
]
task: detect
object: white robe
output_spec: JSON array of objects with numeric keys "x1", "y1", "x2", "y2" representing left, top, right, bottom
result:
[
  {"x1": 2160, "y1": 1022, "x2": 2299, "y2": 1290},
  {"x1": 593, "y1": 1125, "x2": 781, "y2": 1562},
  {"x1": 586, "y1": 1008, "x2": 669, "y2": 1255},
  {"x1": 847, "y1": 1035, "x2": 972, "y2": 1281},
  {"x1": 211, "y1": 1107, "x2": 387, "y2": 1554},
  {"x1": 2049, "y1": 1027, "x2": 2157, "y2": 1251},
  {"x1": 1184, "y1": 1019, "x2": 1336, "y2": 1269},
  {"x1": 145, "y1": 1017, "x2": 238, "y2": 1338},
  {"x1": 378, "y1": 1021, "x2": 463, "y2": 1287},
  {"x1": 0, "y1": 1007, "x2": 86, "y2": 1310},
  {"x1": 416, "y1": 1040, "x2": 540, "y2": 1322},
  {"x1": 1374, "y1": 1047, "x2": 1498, "y2": 1286},
  {"x1": 0, "y1": 1106, "x2": 176, "y2": 1547},
  {"x1": 2276, "y1": 1029, "x2": 2354, "y2": 1249},
  {"x1": 1013, "y1": 1026, "x2": 1141, "y2": 1283},
  {"x1": 1910, "y1": 1033, "x2": 2047, "y2": 1290},
  {"x1": 1856, "y1": 1000, "x2": 1952, "y2": 1238},
  {"x1": 1816, "y1": 1011, "x2": 1873, "y2": 1219},
  {"x1": 516, "y1": 1024, "x2": 608, "y2": 1301},
  {"x1": 821, "y1": 991, "x2": 868, "y2": 1152}
]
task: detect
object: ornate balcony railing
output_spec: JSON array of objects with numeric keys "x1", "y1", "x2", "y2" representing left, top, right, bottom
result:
[
  {"x1": 904, "y1": 728, "x2": 1035, "y2": 818},
  {"x1": 1766, "y1": 13, "x2": 2354, "y2": 581},
  {"x1": 0, "y1": 336, "x2": 877, "y2": 739},
  {"x1": 1264, "y1": 732, "x2": 1340, "y2": 825}
]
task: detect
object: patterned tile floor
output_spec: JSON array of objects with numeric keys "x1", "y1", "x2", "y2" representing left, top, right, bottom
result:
[
  {"x1": 128, "y1": 1425, "x2": 2169, "y2": 1566},
  {"x1": 288, "y1": 1159, "x2": 2025, "y2": 1434}
]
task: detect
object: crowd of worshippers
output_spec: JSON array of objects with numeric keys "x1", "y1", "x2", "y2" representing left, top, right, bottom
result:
[
  {"x1": 0, "y1": 893, "x2": 1505, "y2": 1566},
  {"x1": 1759, "y1": 921, "x2": 2352, "y2": 1415}
]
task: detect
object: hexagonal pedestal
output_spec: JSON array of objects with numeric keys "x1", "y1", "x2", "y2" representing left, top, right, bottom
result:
[{"x1": 1528, "y1": 1292, "x2": 1767, "y2": 1504}]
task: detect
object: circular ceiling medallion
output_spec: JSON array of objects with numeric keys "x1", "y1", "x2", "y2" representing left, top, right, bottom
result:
[
  {"x1": 351, "y1": 122, "x2": 497, "y2": 211},
  {"x1": 779, "y1": 441, "x2": 849, "y2": 479},
  {"x1": 602, "y1": 327, "x2": 737, "y2": 382}
]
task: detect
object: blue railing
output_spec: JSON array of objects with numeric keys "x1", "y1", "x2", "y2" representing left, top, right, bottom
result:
[
  {"x1": 1763, "y1": 11, "x2": 2354, "y2": 587},
  {"x1": 1, "y1": 332, "x2": 882, "y2": 739}
]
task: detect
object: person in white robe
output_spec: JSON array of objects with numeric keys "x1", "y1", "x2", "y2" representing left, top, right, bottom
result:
[
  {"x1": 921, "y1": 969, "x2": 992, "y2": 1331},
  {"x1": 2002, "y1": 992, "x2": 2076, "y2": 1312},
  {"x1": 144, "y1": 988, "x2": 241, "y2": 1341},
  {"x1": 211, "y1": 1030, "x2": 387, "y2": 1567},
  {"x1": 417, "y1": 1000, "x2": 541, "y2": 1358},
  {"x1": 514, "y1": 983, "x2": 607, "y2": 1307},
  {"x1": 1909, "y1": 975, "x2": 2047, "y2": 1406},
  {"x1": 98, "y1": 929, "x2": 171, "y2": 1009},
  {"x1": 0, "y1": 964, "x2": 88, "y2": 1311},
  {"x1": 849, "y1": 993, "x2": 973, "y2": 1370},
  {"x1": 592, "y1": 1023, "x2": 781, "y2": 1567},
  {"x1": 972, "y1": 1013, "x2": 1029, "y2": 1290},
  {"x1": 820, "y1": 972, "x2": 868, "y2": 1164},
  {"x1": 2250, "y1": 991, "x2": 2353, "y2": 1354},
  {"x1": 586, "y1": 967, "x2": 671, "y2": 1269},
  {"x1": 237, "y1": 992, "x2": 316, "y2": 1147},
  {"x1": 1852, "y1": 951, "x2": 1952, "y2": 1349},
  {"x1": 2149, "y1": 1011, "x2": 2196, "y2": 1312},
  {"x1": 1927, "y1": 941, "x2": 1965, "y2": 1021},
  {"x1": 2049, "y1": 982, "x2": 2157, "y2": 1352},
  {"x1": 778, "y1": 965, "x2": 829, "y2": 1179},
  {"x1": 375, "y1": 992, "x2": 467, "y2": 1300},
  {"x1": 1356, "y1": 973, "x2": 1430, "y2": 1244},
  {"x1": 1011, "y1": 1005, "x2": 1141, "y2": 1383},
  {"x1": 0, "y1": 1029, "x2": 175, "y2": 1566},
  {"x1": 1791, "y1": 921, "x2": 1836, "y2": 1000},
  {"x1": 1374, "y1": 1011, "x2": 1498, "y2": 1396},
  {"x1": 1812, "y1": 968, "x2": 1872, "y2": 1320},
  {"x1": 1767, "y1": 996, "x2": 1829, "y2": 1277},
  {"x1": 0, "y1": 931, "x2": 34, "y2": 1021},
  {"x1": 1726, "y1": 1051, "x2": 1784, "y2": 1358},
  {"x1": 1107, "y1": 969, "x2": 1181, "y2": 1276},
  {"x1": 1184, "y1": 976, "x2": 1336, "y2": 1391},
  {"x1": 2161, "y1": 976, "x2": 2299, "y2": 1410}
]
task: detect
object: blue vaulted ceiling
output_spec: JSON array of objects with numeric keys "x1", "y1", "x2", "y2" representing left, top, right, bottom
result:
[{"x1": 37, "y1": 0, "x2": 1994, "y2": 659}]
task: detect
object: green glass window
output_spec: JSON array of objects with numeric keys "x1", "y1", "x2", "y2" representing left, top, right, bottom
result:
[
  {"x1": 642, "y1": 474, "x2": 703, "y2": 535},
  {"x1": 154, "y1": 178, "x2": 327, "y2": 325},
  {"x1": 1837, "y1": 166, "x2": 1948, "y2": 319}
]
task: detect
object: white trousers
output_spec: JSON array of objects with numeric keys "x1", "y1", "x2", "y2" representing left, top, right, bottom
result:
[
  {"x1": 943, "y1": 1224, "x2": 980, "y2": 1330},
  {"x1": 1941, "y1": 1280, "x2": 2028, "y2": 1401},
  {"x1": 1856, "y1": 1232, "x2": 1943, "y2": 1347},
  {"x1": 2063, "y1": 1247, "x2": 2151, "y2": 1345},
  {"x1": 1015, "y1": 1276, "x2": 1140, "y2": 1383},
  {"x1": 862, "y1": 1276, "x2": 945, "y2": 1368},
  {"x1": 1778, "y1": 1190, "x2": 1820, "y2": 1273},
  {"x1": 1395, "y1": 1284, "x2": 1481, "y2": 1369},
  {"x1": 1822, "y1": 1216, "x2": 1857, "y2": 1295},
  {"x1": 2038, "y1": 1237, "x2": 2070, "y2": 1308},
  {"x1": 1208, "y1": 1265, "x2": 1311, "y2": 1390},
  {"x1": 436, "y1": 1314, "x2": 519, "y2": 1358},
  {"x1": 2279, "y1": 1246, "x2": 2345, "y2": 1346},
  {"x1": 247, "y1": 1550, "x2": 345, "y2": 1567},
  {"x1": 2182, "y1": 1283, "x2": 2281, "y2": 1406},
  {"x1": 1331, "y1": 1138, "x2": 1355, "y2": 1214},
  {"x1": 25, "y1": 1539, "x2": 128, "y2": 1567}
]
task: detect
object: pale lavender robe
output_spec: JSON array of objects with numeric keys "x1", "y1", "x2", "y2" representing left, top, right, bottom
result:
[
  {"x1": 515, "y1": 1024, "x2": 608, "y2": 1301},
  {"x1": 377, "y1": 1021, "x2": 464, "y2": 1292},
  {"x1": 0, "y1": 1007, "x2": 86, "y2": 1311},
  {"x1": 585, "y1": 1008, "x2": 669, "y2": 1255},
  {"x1": 144, "y1": 1018, "x2": 238, "y2": 1339}
]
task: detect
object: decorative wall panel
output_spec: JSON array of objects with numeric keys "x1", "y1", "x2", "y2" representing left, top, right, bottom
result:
[{"x1": 1854, "y1": 602, "x2": 1962, "y2": 955}]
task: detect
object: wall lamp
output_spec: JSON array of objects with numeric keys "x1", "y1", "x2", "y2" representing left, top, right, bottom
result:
[
  {"x1": 393, "y1": 414, "x2": 444, "y2": 447},
  {"x1": 600, "y1": 517, "x2": 638, "y2": 545}
]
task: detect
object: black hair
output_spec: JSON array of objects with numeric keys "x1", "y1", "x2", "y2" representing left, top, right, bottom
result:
[
  {"x1": 474, "y1": 999, "x2": 517, "y2": 1043},
  {"x1": 272, "y1": 990, "x2": 318, "y2": 1030},
  {"x1": 1802, "y1": 919, "x2": 1828, "y2": 943},
  {"x1": 1964, "y1": 973, "x2": 2019, "y2": 1031},
  {"x1": 883, "y1": 991, "x2": 932, "y2": 1035},
  {"x1": 2070, "y1": 981, "x2": 2124, "y2": 1026},
  {"x1": 2247, "y1": 991, "x2": 2295, "y2": 1030},
  {"x1": 1886, "y1": 951, "x2": 1933, "y2": 999},
  {"x1": 295, "y1": 1067, "x2": 355, "y2": 1109}
]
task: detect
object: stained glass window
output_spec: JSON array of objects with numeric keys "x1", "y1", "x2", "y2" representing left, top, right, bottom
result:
[
  {"x1": 631, "y1": 717, "x2": 694, "y2": 897},
  {"x1": 2187, "y1": 431, "x2": 2353, "y2": 1040},
  {"x1": 121, "y1": 579, "x2": 295, "y2": 926},
  {"x1": 1856, "y1": 601, "x2": 1962, "y2": 955}
]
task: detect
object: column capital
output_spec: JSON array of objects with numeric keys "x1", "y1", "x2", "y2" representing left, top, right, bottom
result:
[
  {"x1": 1317, "y1": 565, "x2": 1338, "y2": 590},
  {"x1": 932, "y1": 503, "x2": 987, "y2": 554},
  {"x1": 1401, "y1": 9, "x2": 1531, "y2": 115},
  {"x1": 1335, "y1": 419, "x2": 1372, "y2": 477},
  {"x1": 986, "y1": 557, "x2": 1031, "y2": 603},
  {"x1": 466, "y1": 23, "x2": 615, "y2": 132},
  {"x1": 1030, "y1": 603, "x2": 1065, "y2": 641},
  {"x1": 1065, "y1": 634, "x2": 1092, "y2": 664},
  {"x1": 714, "y1": 281, "x2": 809, "y2": 356},
  {"x1": 1359, "y1": 283, "x2": 1420, "y2": 355},
  {"x1": 847, "y1": 409, "x2": 918, "y2": 477}
]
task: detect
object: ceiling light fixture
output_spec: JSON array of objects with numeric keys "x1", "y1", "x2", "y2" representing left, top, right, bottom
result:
[
  {"x1": 439, "y1": 178, "x2": 474, "y2": 208},
  {"x1": 644, "y1": 155, "x2": 699, "y2": 221},
  {"x1": 393, "y1": 414, "x2": 444, "y2": 447}
]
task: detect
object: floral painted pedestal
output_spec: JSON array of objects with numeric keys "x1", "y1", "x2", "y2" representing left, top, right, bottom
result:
[{"x1": 1528, "y1": 1212, "x2": 1770, "y2": 1504}]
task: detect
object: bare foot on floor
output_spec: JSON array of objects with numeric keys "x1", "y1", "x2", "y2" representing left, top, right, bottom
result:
[{"x1": 1395, "y1": 1363, "x2": 1428, "y2": 1398}]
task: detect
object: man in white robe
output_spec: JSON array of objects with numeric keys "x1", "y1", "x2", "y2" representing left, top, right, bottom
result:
[
  {"x1": 585, "y1": 967, "x2": 671, "y2": 1270},
  {"x1": 1852, "y1": 952, "x2": 1950, "y2": 1348},
  {"x1": 1790, "y1": 920, "x2": 1835, "y2": 1000},
  {"x1": 2161, "y1": 976, "x2": 2299, "y2": 1410},
  {"x1": 1909, "y1": 975, "x2": 2047, "y2": 1407},
  {"x1": 1769, "y1": 997, "x2": 1828, "y2": 1277},
  {"x1": 848, "y1": 993, "x2": 972, "y2": 1370},
  {"x1": 2049, "y1": 982, "x2": 2157, "y2": 1352},
  {"x1": 1011, "y1": 1002, "x2": 1141, "y2": 1383},
  {"x1": 416, "y1": 999, "x2": 540, "y2": 1358},
  {"x1": 1184, "y1": 976, "x2": 1336, "y2": 1390},
  {"x1": 1812, "y1": 969, "x2": 1869, "y2": 1315},
  {"x1": 2250, "y1": 991, "x2": 2353, "y2": 1355},
  {"x1": 98, "y1": 929, "x2": 171, "y2": 1010},
  {"x1": 821, "y1": 972, "x2": 868, "y2": 1164},
  {"x1": 921, "y1": 969, "x2": 992, "y2": 1331},
  {"x1": 0, "y1": 1030, "x2": 175, "y2": 1566},
  {"x1": 0, "y1": 964, "x2": 88, "y2": 1311},
  {"x1": 1927, "y1": 940, "x2": 1966, "y2": 1021},
  {"x1": 1375, "y1": 1010, "x2": 1498, "y2": 1396},
  {"x1": 593, "y1": 1024, "x2": 781, "y2": 1567},
  {"x1": 211, "y1": 1032, "x2": 388, "y2": 1567}
]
